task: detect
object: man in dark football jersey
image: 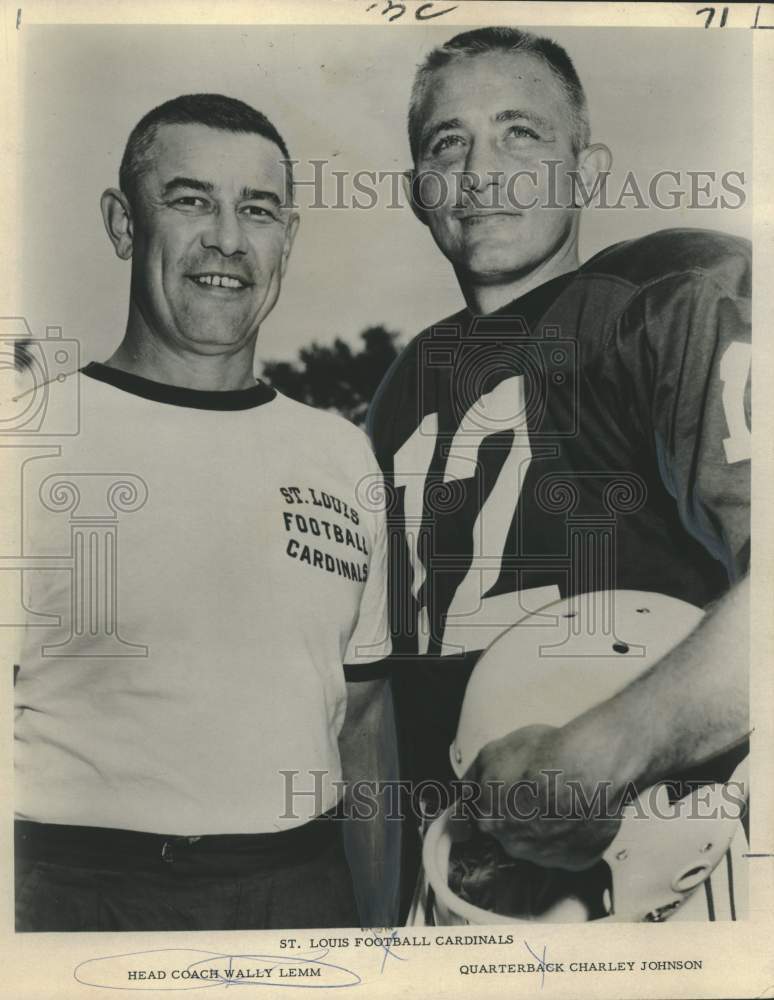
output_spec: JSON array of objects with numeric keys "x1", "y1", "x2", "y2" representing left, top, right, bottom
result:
[{"x1": 367, "y1": 27, "x2": 750, "y2": 916}]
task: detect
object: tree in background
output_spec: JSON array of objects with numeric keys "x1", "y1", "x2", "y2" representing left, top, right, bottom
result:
[{"x1": 261, "y1": 325, "x2": 402, "y2": 426}]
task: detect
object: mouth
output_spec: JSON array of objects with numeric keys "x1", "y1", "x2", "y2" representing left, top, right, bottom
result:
[
  {"x1": 188, "y1": 273, "x2": 252, "y2": 291},
  {"x1": 457, "y1": 211, "x2": 523, "y2": 225}
]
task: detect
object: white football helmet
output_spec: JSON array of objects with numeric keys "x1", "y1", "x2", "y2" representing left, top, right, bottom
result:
[{"x1": 418, "y1": 591, "x2": 748, "y2": 925}]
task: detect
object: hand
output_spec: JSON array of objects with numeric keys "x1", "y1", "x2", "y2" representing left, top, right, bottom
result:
[{"x1": 463, "y1": 723, "x2": 623, "y2": 871}]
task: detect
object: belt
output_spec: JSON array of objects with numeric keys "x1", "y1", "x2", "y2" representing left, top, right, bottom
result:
[{"x1": 15, "y1": 809, "x2": 341, "y2": 874}]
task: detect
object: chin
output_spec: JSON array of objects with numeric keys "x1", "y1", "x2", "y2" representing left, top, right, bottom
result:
[
  {"x1": 181, "y1": 330, "x2": 251, "y2": 352},
  {"x1": 465, "y1": 254, "x2": 535, "y2": 282},
  {"x1": 456, "y1": 233, "x2": 528, "y2": 272}
]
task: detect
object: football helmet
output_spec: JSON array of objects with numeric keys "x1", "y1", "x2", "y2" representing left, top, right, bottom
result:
[{"x1": 419, "y1": 591, "x2": 748, "y2": 924}]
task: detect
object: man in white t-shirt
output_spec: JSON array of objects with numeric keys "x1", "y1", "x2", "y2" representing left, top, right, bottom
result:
[{"x1": 14, "y1": 93, "x2": 393, "y2": 931}]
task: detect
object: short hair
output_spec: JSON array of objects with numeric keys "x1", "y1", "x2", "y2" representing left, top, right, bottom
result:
[
  {"x1": 408, "y1": 27, "x2": 591, "y2": 161},
  {"x1": 118, "y1": 93, "x2": 292, "y2": 209}
]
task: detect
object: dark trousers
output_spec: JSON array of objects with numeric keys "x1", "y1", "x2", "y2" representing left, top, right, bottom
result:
[{"x1": 15, "y1": 813, "x2": 359, "y2": 932}]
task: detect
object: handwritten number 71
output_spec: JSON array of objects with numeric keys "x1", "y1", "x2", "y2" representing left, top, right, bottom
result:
[{"x1": 697, "y1": 6, "x2": 729, "y2": 28}]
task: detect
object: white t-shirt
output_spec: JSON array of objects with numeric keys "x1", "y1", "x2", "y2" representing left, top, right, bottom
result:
[{"x1": 14, "y1": 364, "x2": 391, "y2": 835}]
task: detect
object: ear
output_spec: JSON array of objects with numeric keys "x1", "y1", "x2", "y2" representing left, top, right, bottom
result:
[
  {"x1": 280, "y1": 212, "x2": 300, "y2": 276},
  {"x1": 574, "y1": 143, "x2": 613, "y2": 205},
  {"x1": 101, "y1": 188, "x2": 134, "y2": 260},
  {"x1": 402, "y1": 168, "x2": 429, "y2": 228}
]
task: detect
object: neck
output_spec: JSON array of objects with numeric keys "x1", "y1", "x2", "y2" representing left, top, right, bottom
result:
[
  {"x1": 105, "y1": 312, "x2": 258, "y2": 391},
  {"x1": 461, "y1": 235, "x2": 580, "y2": 316}
]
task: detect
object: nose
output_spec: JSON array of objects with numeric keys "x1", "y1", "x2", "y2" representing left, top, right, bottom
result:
[
  {"x1": 461, "y1": 138, "x2": 501, "y2": 199},
  {"x1": 200, "y1": 207, "x2": 247, "y2": 257}
]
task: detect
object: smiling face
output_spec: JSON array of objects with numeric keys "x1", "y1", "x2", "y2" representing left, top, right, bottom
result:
[
  {"x1": 125, "y1": 123, "x2": 297, "y2": 356},
  {"x1": 412, "y1": 51, "x2": 582, "y2": 289}
]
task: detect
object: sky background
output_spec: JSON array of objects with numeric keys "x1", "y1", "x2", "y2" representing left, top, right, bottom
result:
[{"x1": 18, "y1": 24, "x2": 751, "y2": 365}]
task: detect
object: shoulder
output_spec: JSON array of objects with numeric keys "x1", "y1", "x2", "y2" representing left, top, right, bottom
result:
[
  {"x1": 271, "y1": 389, "x2": 376, "y2": 463},
  {"x1": 586, "y1": 231, "x2": 752, "y2": 393},
  {"x1": 378, "y1": 305, "x2": 469, "y2": 380},
  {"x1": 580, "y1": 228, "x2": 750, "y2": 295},
  {"x1": 569, "y1": 229, "x2": 751, "y2": 363},
  {"x1": 367, "y1": 305, "x2": 468, "y2": 441},
  {"x1": 270, "y1": 389, "x2": 365, "y2": 440}
]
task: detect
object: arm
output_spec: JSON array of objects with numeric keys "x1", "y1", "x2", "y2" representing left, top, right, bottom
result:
[
  {"x1": 471, "y1": 244, "x2": 752, "y2": 868},
  {"x1": 337, "y1": 436, "x2": 398, "y2": 921},
  {"x1": 469, "y1": 575, "x2": 750, "y2": 868},
  {"x1": 339, "y1": 675, "x2": 400, "y2": 926},
  {"x1": 576, "y1": 573, "x2": 749, "y2": 792}
]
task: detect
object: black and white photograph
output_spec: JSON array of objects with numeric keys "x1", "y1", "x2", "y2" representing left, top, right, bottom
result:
[{"x1": 1, "y1": 0, "x2": 771, "y2": 997}]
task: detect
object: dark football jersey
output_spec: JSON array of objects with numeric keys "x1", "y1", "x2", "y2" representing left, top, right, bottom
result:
[{"x1": 368, "y1": 228, "x2": 751, "y2": 796}]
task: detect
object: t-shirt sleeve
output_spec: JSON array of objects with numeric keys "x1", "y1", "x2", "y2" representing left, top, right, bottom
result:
[
  {"x1": 610, "y1": 243, "x2": 751, "y2": 581},
  {"x1": 343, "y1": 437, "x2": 393, "y2": 666}
]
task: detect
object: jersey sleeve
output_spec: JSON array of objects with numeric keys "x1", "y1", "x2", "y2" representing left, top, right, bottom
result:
[
  {"x1": 610, "y1": 241, "x2": 751, "y2": 581},
  {"x1": 343, "y1": 438, "x2": 392, "y2": 666}
]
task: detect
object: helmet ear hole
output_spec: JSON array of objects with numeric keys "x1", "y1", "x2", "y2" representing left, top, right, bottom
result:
[{"x1": 671, "y1": 864, "x2": 712, "y2": 893}]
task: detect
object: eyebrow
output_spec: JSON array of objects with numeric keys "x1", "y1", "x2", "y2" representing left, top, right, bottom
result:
[
  {"x1": 494, "y1": 109, "x2": 554, "y2": 132},
  {"x1": 162, "y1": 177, "x2": 214, "y2": 195},
  {"x1": 162, "y1": 177, "x2": 282, "y2": 207},
  {"x1": 238, "y1": 186, "x2": 282, "y2": 208},
  {"x1": 420, "y1": 117, "x2": 464, "y2": 152}
]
